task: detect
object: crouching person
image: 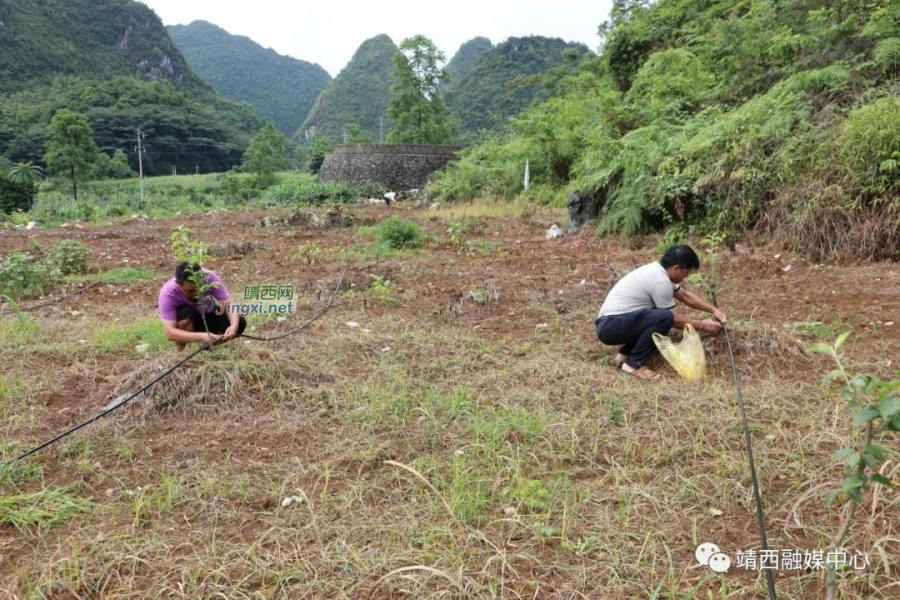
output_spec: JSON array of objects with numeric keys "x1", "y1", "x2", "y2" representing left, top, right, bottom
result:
[
  {"x1": 159, "y1": 261, "x2": 246, "y2": 350},
  {"x1": 595, "y1": 245, "x2": 726, "y2": 380}
]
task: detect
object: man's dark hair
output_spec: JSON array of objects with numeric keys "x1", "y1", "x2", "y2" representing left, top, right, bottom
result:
[
  {"x1": 660, "y1": 244, "x2": 700, "y2": 270},
  {"x1": 174, "y1": 261, "x2": 202, "y2": 284}
]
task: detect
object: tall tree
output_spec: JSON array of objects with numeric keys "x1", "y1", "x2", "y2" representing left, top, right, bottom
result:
[
  {"x1": 345, "y1": 123, "x2": 372, "y2": 143},
  {"x1": 243, "y1": 123, "x2": 289, "y2": 185},
  {"x1": 43, "y1": 109, "x2": 98, "y2": 202},
  {"x1": 388, "y1": 35, "x2": 455, "y2": 144},
  {"x1": 94, "y1": 149, "x2": 136, "y2": 180}
]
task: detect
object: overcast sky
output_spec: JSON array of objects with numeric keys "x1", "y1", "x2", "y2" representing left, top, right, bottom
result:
[{"x1": 140, "y1": 0, "x2": 612, "y2": 76}]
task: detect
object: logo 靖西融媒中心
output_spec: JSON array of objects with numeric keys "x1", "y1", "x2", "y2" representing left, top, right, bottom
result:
[{"x1": 695, "y1": 543, "x2": 871, "y2": 574}]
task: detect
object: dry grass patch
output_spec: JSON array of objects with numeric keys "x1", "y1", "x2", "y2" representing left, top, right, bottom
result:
[{"x1": 0, "y1": 208, "x2": 896, "y2": 599}]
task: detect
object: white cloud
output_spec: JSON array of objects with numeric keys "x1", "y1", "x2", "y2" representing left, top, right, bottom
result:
[{"x1": 141, "y1": 0, "x2": 610, "y2": 76}]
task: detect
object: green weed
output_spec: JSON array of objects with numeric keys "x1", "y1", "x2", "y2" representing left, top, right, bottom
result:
[
  {"x1": 502, "y1": 476, "x2": 553, "y2": 514},
  {"x1": 0, "y1": 486, "x2": 94, "y2": 532},
  {"x1": 79, "y1": 266, "x2": 157, "y2": 285},
  {"x1": 295, "y1": 242, "x2": 324, "y2": 264},
  {"x1": 89, "y1": 316, "x2": 169, "y2": 354},
  {"x1": 466, "y1": 239, "x2": 504, "y2": 256},
  {"x1": 786, "y1": 320, "x2": 852, "y2": 340},
  {"x1": 368, "y1": 275, "x2": 396, "y2": 306}
]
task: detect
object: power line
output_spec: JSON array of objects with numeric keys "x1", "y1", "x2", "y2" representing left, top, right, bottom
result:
[{"x1": 93, "y1": 136, "x2": 244, "y2": 151}]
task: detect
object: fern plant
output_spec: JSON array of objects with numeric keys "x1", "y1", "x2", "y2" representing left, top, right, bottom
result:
[
  {"x1": 861, "y1": 6, "x2": 900, "y2": 70},
  {"x1": 874, "y1": 37, "x2": 900, "y2": 68}
]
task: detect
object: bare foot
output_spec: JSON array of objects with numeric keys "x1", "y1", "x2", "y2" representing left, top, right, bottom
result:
[
  {"x1": 614, "y1": 353, "x2": 628, "y2": 367},
  {"x1": 621, "y1": 363, "x2": 660, "y2": 380}
]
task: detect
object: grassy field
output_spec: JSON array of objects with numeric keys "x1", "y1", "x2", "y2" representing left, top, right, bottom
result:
[
  {"x1": 0, "y1": 200, "x2": 897, "y2": 599},
  {"x1": 2, "y1": 171, "x2": 361, "y2": 225}
]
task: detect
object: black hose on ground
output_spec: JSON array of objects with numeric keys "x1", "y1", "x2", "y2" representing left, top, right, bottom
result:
[
  {"x1": 0, "y1": 281, "x2": 105, "y2": 315},
  {"x1": 0, "y1": 268, "x2": 347, "y2": 471},
  {"x1": 0, "y1": 342, "x2": 211, "y2": 470},
  {"x1": 714, "y1": 290, "x2": 777, "y2": 600}
]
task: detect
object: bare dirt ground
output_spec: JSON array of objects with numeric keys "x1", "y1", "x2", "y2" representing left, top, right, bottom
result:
[{"x1": 0, "y1": 204, "x2": 897, "y2": 599}]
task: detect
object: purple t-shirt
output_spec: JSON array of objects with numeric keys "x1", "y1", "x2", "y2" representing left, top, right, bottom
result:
[{"x1": 158, "y1": 269, "x2": 230, "y2": 322}]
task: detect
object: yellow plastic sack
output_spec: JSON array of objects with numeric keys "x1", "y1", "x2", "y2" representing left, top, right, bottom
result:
[{"x1": 652, "y1": 324, "x2": 707, "y2": 381}]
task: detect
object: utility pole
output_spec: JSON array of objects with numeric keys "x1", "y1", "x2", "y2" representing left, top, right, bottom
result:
[
  {"x1": 379, "y1": 117, "x2": 384, "y2": 144},
  {"x1": 173, "y1": 165, "x2": 177, "y2": 176},
  {"x1": 343, "y1": 126, "x2": 348, "y2": 145},
  {"x1": 195, "y1": 164, "x2": 199, "y2": 175},
  {"x1": 135, "y1": 130, "x2": 145, "y2": 205}
]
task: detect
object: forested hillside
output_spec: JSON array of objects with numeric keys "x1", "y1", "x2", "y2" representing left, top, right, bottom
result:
[
  {"x1": 444, "y1": 37, "x2": 493, "y2": 82},
  {"x1": 297, "y1": 34, "x2": 398, "y2": 143},
  {"x1": 0, "y1": 0, "x2": 262, "y2": 175},
  {"x1": 430, "y1": 0, "x2": 900, "y2": 261},
  {"x1": 0, "y1": 0, "x2": 202, "y2": 94},
  {"x1": 443, "y1": 36, "x2": 592, "y2": 133},
  {"x1": 169, "y1": 21, "x2": 331, "y2": 137}
]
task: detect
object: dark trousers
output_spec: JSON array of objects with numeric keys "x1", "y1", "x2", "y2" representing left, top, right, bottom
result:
[
  {"x1": 596, "y1": 308, "x2": 674, "y2": 369},
  {"x1": 176, "y1": 304, "x2": 247, "y2": 336}
]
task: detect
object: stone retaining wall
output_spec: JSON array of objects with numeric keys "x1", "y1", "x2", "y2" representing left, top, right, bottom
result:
[{"x1": 318, "y1": 144, "x2": 460, "y2": 191}]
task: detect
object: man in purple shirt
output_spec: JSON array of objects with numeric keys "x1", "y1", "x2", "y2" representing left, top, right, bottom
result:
[{"x1": 158, "y1": 262, "x2": 246, "y2": 350}]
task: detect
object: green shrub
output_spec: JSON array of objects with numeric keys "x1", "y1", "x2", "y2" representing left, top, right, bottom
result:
[
  {"x1": 106, "y1": 203, "x2": 129, "y2": 217},
  {"x1": 574, "y1": 79, "x2": 812, "y2": 235},
  {"x1": 5, "y1": 210, "x2": 31, "y2": 226},
  {"x1": 419, "y1": 0, "x2": 899, "y2": 263},
  {"x1": 427, "y1": 137, "x2": 526, "y2": 202},
  {"x1": 626, "y1": 48, "x2": 714, "y2": 121},
  {"x1": 376, "y1": 216, "x2": 425, "y2": 249},
  {"x1": 48, "y1": 240, "x2": 91, "y2": 275},
  {"x1": 368, "y1": 275, "x2": 396, "y2": 306},
  {"x1": 0, "y1": 176, "x2": 34, "y2": 214},
  {"x1": 0, "y1": 252, "x2": 54, "y2": 299},
  {"x1": 839, "y1": 97, "x2": 900, "y2": 196},
  {"x1": 428, "y1": 78, "x2": 619, "y2": 204},
  {"x1": 218, "y1": 170, "x2": 243, "y2": 201},
  {"x1": 501, "y1": 477, "x2": 553, "y2": 514}
]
